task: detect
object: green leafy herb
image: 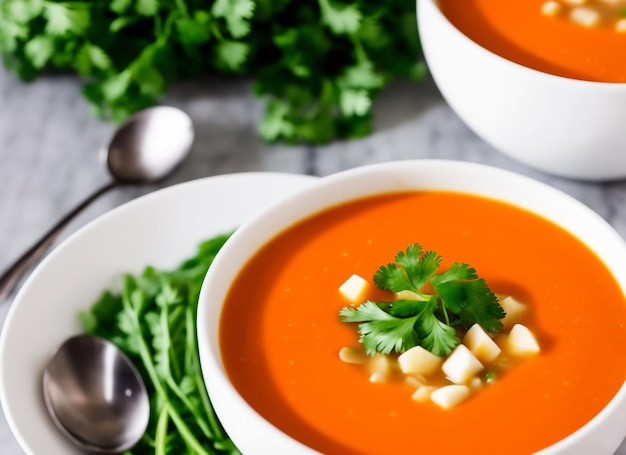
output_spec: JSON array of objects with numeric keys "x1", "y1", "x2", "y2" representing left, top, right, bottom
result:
[
  {"x1": 0, "y1": 0, "x2": 425, "y2": 143},
  {"x1": 339, "y1": 243, "x2": 505, "y2": 357},
  {"x1": 79, "y1": 232, "x2": 241, "y2": 455}
]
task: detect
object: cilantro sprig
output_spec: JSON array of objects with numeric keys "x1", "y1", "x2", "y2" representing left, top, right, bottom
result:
[
  {"x1": 0, "y1": 0, "x2": 425, "y2": 144},
  {"x1": 340, "y1": 244, "x2": 505, "y2": 357}
]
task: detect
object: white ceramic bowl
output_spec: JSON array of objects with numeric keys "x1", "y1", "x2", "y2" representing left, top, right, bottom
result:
[
  {"x1": 198, "y1": 159, "x2": 626, "y2": 454},
  {"x1": 417, "y1": 0, "x2": 626, "y2": 181},
  {"x1": 0, "y1": 172, "x2": 317, "y2": 455}
]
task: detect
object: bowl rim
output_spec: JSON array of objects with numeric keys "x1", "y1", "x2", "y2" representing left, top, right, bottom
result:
[
  {"x1": 198, "y1": 159, "x2": 626, "y2": 455},
  {"x1": 418, "y1": 0, "x2": 626, "y2": 88}
]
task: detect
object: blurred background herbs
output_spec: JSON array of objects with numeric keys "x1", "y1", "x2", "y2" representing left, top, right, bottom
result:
[{"x1": 0, "y1": 0, "x2": 425, "y2": 144}]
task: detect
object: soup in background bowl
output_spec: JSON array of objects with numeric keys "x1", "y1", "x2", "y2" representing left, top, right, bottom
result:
[
  {"x1": 197, "y1": 160, "x2": 626, "y2": 454},
  {"x1": 417, "y1": 0, "x2": 626, "y2": 181}
]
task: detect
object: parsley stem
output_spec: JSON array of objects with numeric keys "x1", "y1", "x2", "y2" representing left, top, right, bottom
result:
[
  {"x1": 440, "y1": 299, "x2": 451, "y2": 326},
  {"x1": 159, "y1": 299, "x2": 212, "y2": 439},
  {"x1": 155, "y1": 405, "x2": 169, "y2": 455},
  {"x1": 123, "y1": 296, "x2": 213, "y2": 455},
  {"x1": 173, "y1": 0, "x2": 189, "y2": 17},
  {"x1": 351, "y1": 35, "x2": 367, "y2": 64}
]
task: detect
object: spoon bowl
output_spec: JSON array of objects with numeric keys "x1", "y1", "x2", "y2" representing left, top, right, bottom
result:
[
  {"x1": 42, "y1": 335, "x2": 150, "y2": 454},
  {"x1": 106, "y1": 106, "x2": 194, "y2": 183},
  {"x1": 0, "y1": 106, "x2": 194, "y2": 301}
]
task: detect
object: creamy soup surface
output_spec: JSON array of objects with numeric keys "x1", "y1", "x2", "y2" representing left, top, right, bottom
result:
[
  {"x1": 438, "y1": 0, "x2": 626, "y2": 82},
  {"x1": 220, "y1": 191, "x2": 626, "y2": 454}
]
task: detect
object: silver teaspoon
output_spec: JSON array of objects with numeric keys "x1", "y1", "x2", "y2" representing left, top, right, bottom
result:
[
  {"x1": 0, "y1": 106, "x2": 194, "y2": 301},
  {"x1": 42, "y1": 334, "x2": 150, "y2": 454}
]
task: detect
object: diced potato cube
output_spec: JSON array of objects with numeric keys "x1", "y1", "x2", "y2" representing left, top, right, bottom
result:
[
  {"x1": 338, "y1": 346, "x2": 366, "y2": 364},
  {"x1": 463, "y1": 324, "x2": 501, "y2": 363},
  {"x1": 541, "y1": 0, "x2": 562, "y2": 16},
  {"x1": 506, "y1": 324, "x2": 541, "y2": 357},
  {"x1": 442, "y1": 344, "x2": 484, "y2": 384},
  {"x1": 469, "y1": 377, "x2": 483, "y2": 390},
  {"x1": 500, "y1": 296, "x2": 527, "y2": 330},
  {"x1": 368, "y1": 353, "x2": 392, "y2": 379},
  {"x1": 563, "y1": 0, "x2": 586, "y2": 4},
  {"x1": 570, "y1": 7, "x2": 599, "y2": 27},
  {"x1": 338, "y1": 274, "x2": 369, "y2": 303},
  {"x1": 412, "y1": 385, "x2": 437, "y2": 403},
  {"x1": 398, "y1": 345, "x2": 443, "y2": 376},
  {"x1": 616, "y1": 19, "x2": 626, "y2": 33},
  {"x1": 405, "y1": 374, "x2": 427, "y2": 388},
  {"x1": 395, "y1": 290, "x2": 425, "y2": 301},
  {"x1": 430, "y1": 385, "x2": 471, "y2": 409},
  {"x1": 369, "y1": 371, "x2": 387, "y2": 383}
]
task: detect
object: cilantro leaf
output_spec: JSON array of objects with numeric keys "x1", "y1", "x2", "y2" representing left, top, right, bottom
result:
[
  {"x1": 341, "y1": 301, "x2": 419, "y2": 355},
  {"x1": 340, "y1": 243, "x2": 505, "y2": 356},
  {"x1": 418, "y1": 311, "x2": 460, "y2": 356},
  {"x1": 24, "y1": 35, "x2": 54, "y2": 69},
  {"x1": 212, "y1": 0, "x2": 255, "y2": 38},
  {"x1": 318, "y1": 0, "x2": 361, "y2": 35},
  {"x1": 43, "y1": 2, "x2": 89, "y2": 36}
]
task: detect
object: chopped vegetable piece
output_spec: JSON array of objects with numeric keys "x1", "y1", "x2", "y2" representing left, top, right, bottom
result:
[
  {"x1": 338, "y1": 274, "x2": 370, "y2": 304},
  {"x1": 463, "y1": 323, "x2": 501, "y2": 363},
  {"x1": 430, "y1": 385, "x2": 471, "y2": 409},
  {"x1": 541, "y1": 1, "x2": 563, "y2": 16},
  {"x1": 442, "y1": 344, "x2": 484, "y2": 384},
  {"x1": 506, "y1": 324, "x2": 541, "y2": 357},
  {"x1": 499, "y1": 295, "x2": 528, "y2": 330},
  {"x1": 339, "y1": 346, "x2": 367, "y2": 364},
  {"x1": 412, "y1": 385, "x2": 437, "y2": 403},
  {"x1": 398, "y1": 345, "x2": 443, "y2": 376},
  {"x1": 570, "y1": 6, "x2": 600, "y2": 26}
]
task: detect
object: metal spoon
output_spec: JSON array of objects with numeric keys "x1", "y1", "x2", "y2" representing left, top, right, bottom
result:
[
  {"x1": 0, "y1": 106, "x2": 194, "y2": 301},
  {"x1": 42, "y1": 334, "x2": 150, "y2": 453}
]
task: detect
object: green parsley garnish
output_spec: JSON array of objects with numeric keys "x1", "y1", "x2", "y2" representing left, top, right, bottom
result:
[
  {"x1": 0, "y1": 0, "x2": 425, "y2": 144},
  {"x1": 339, "y1": 243, "x2": 505, "y2": 357}
]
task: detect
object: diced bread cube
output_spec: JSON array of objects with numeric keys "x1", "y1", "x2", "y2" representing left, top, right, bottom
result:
[
  {"x1": 430, "y1": 385, "x2": 471, "y2": 409},
  {"x1": 500, "y1": 296, "x2": 527, "y2": 330},
  {"x1": 541, "y1": 1, "x2": 562, "y2": 16},
  {"x1": 412, "y1": 385, "x2": 437, "y2": 403},
  {"x1": 506, "y1": 324, "x2": 541, "y2": 357},
  {"x1": 442, "y1": 344, "x2": 484, "y2": 384},
  {"x1": 463, "y1": 324, "x2": 501, "y2": 363},
  {"x1": 338, "y1": 274, "x2": 369, "y2": 303},
  {"x1": 570, "y1": 7, "x2": 599, "y2": 27},
  {"x1": 398, "y1": 345, "x2": 443, "y2": 376}
]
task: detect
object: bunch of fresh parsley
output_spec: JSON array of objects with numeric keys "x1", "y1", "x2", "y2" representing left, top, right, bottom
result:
[
  {"x1": 340, "y1": 244, "x2": 506, "y2": 357},
  {"x1": 79, "y1": 233, "x2": 240, "y2": 454},
  {"x1": 0, "y1": 0, "x2": 425, "y2": 143}
]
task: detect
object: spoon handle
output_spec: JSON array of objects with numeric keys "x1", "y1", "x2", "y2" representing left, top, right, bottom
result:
[{"x1": 0, "y1": 181, "x2": 117, "y2": 302}]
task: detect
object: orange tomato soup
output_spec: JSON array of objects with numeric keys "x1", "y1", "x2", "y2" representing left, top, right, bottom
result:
[
  {"x1": 437, "y1": 0, "x2": 626, "y2": 82},
  {"x1": 220, "y1": 192, "x2": 626, "y2": 454}
]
